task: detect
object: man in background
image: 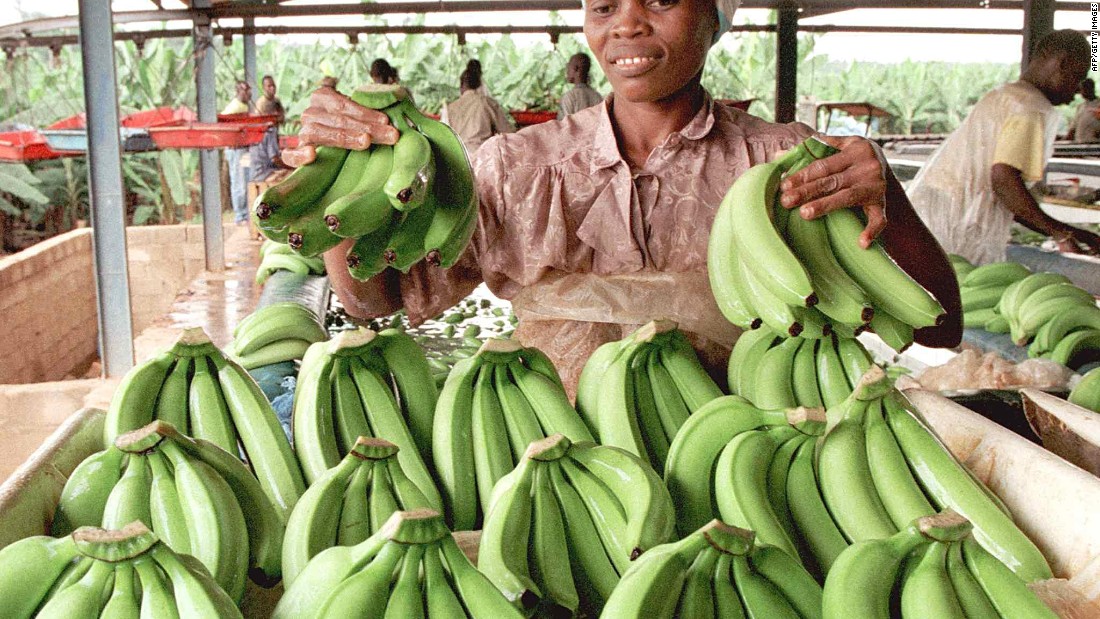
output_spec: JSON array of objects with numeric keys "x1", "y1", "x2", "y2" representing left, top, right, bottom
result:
[
  {"x1": 1069, "y1": 78, "x2": 1100, "y2": 143},
  {"x1": 250, "y1": 75, "x2": 288, "y2": 184},
  {"x1": 256, "y1": 75, "x2": 285, "y2": 120},
  {"x1": 441, "y1": 60, "x2": 514, "y2": 156},
  {"x1": 558, "y1": 53, "x2": 602, "y2": 120},
  {"x1": 222, "y1": 80, "x2": 256, "y2": 223}
]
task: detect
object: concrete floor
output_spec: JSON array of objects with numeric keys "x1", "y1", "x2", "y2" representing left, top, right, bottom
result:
[{"x1": 0, "y1": 224, "x2": 263, "y2": 484}]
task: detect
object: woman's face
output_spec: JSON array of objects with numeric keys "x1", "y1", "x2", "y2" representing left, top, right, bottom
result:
[{"x1": 584, "y1": 0, "x2": 718, "y2": 103}]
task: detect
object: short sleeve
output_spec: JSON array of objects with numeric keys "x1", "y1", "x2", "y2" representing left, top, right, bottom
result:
[{"x1": 992, "y1": 113, "x2": 1047, "y2": 181}]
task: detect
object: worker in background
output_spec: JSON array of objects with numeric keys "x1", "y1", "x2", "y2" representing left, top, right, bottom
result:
[
  {"x1": 1069, "y1": 78, "x2": 1100, "y2": 143},
  {"x1": 370, "y1": 59, "x2": 399, "y2": 85},
  {"x1": 283, "y1": 0, "x2": 960, "y2": 395},
  {"x1": 320, "y1": 76, "x2": 339, "y2": 91},
  {"x1": 250, "y1": 75, "x2": 288, "y2": 185},
  {"x1": 222, "y1": 80, "x2": 256, "y2": 224},
  {"x1": 908, "y1": 30, "x2": 1100, "y2": 264},
  {"x1": 558, "y1": 53, "x2": 603, "y2": 119},
  {"x1": 440, "y1": 60, "x2": 515, "y2": 157}
]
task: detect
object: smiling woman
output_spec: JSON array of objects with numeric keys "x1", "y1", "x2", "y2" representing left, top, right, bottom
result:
[{"x1": 286, "y1": 0, "x2": 963, "y2": 397}]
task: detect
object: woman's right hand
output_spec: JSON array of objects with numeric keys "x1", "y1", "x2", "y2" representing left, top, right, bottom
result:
[{"x1": 280, "y1": 87, "x2": 401, "y2": 167}]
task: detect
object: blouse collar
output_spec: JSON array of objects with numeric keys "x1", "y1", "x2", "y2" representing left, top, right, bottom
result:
[{"x1": 589, "y1": 90, "x2": 718, "y2": 173}]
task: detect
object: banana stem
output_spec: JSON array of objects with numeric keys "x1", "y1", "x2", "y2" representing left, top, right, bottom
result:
[
  {"x1": 917, "y1": 509, "x2": 973, "y2": 543},
  {"x1": 72, "y1": 522, "x2": 159, "y2": 562},
  {"x1": 381, "y1": 509, "x2": 450, "y2": 545},
  {"x1": 700, "y1": 520, "x2": 755, "y2": 556}
]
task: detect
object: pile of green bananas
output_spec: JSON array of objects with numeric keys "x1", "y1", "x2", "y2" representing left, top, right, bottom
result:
[
  {"x1": 728, "y1": 327, "x2": 874, "y2": 410},
  {"x1": 666, "y1": 365, "x2": 1053, "y2": 584},
  {"x1": 282, "y1": 436, "x2": 440, "y2": 587},
  {"x1": 255, "y1": 239, "x2": 326, "y2": 286},
  {"x1": 1069, "y1": 366, "x2": 1100, "y2": 412},
  {"x1": 478, "y1": 434, "x2": 675, "y2": 616},
  {"x1": 52, "y1": 421, "x2": 284, "y2": 601},
  {"x1": 253, "y1": 85, "x2": 477, "y2": 280},
  {"x1": 0, "y1": 522, "x2": 241, "y2": 619},
  {"x1": 274, "y1": 510, "x2": 523, "y2": 619},
  {"x1": 104, "y1": 328, "x2": 306, "y2": 519},
  {"x1": 575, "y1": 321, "x2": 722, "y2": 475},
  {"x1": 434, "y1": 338, "x2": 592, "y2": 531},
  {"x1": 950, "y1": 258, "x2": 1029, "y2": 330},
  {"x1": 292, "y1": 329, "x2": 439, "y2": 504},
  {"x1": 602, "y1": 520, "x2": 822, "y2": 619},
  {"x1": 823, "y1": 510, "x2": 1056, "y2": 618},
  {"x1": 709, "y1": 138, "x2": 944, "y2": 347},
  {"x1": 230, "y1": 302, "x2": 328, "y2": 369}
]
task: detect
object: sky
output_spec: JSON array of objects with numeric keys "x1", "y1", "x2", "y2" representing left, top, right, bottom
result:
[{"x1": 1, "y1": 1, "x2": 1095, "y2": 64}]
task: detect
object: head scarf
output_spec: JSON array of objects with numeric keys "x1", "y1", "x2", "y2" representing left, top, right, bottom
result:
[{"x1": 579, "y1": 0, "x2": 740, "y2": 45}]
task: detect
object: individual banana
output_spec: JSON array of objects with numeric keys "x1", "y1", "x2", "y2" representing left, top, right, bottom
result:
[
  {"x1": 253, "y1": 146, "x2": 348, "y2": 234},
  {"x1": 477, "y1": 450, "x2": 542, "y2": 609},
  {"x1": 470, "y1": 366, "x2": 515, "y2": 516},
  {"x1": 35, "y1": 554, "x2": 113, "y2": 619},
  {"x1": 529, "y1": 466, "x2": 580, "y2": 614},
  {"x1": 883, "y1": 392, "x2": 1052, "y2": 582},
  {"x1": 708, "y1": 183, "x2": 763, "y2": 329},
  {"x1": 961, "y1": 285, "x2": 1007, "y2": 313},
  {"x1": 1048, "y1": 328, "x2": 1100, "y2": 366},
  {"x1": 547, "y1": 464, "x2": 620, "y2": 611},
  {"x1": 864, "y1": 399, "x2": 936, "y2": 529},
  {"x1": 323, "y1": 145, "x2": 395, "y2": 238},
  {"x1": 233, "y1": 338, "x2": 313, "y2": 370},
  {"x1": 152, "y1": 357, "x2": 190, "y2": 434},
  {"x1": 727, "y1": 327, "x2": 779, "y2": 403},
  {"x1": 646, "y1": 352, "x2": 692, "y2": 449},
  {"x1": 961, "y1": 261, "x2": 1030, "y2": 288},
  {"x1": 133, "y1": 557, "x2": 181, "y2": 619},
  {"x1": 960, "y1": 537, "x2": 1058, "y2": 618},
  {"x1": 52, "y1": 448, "x2": 126, "y2": 535},
  {"x1": 786, "y1": 438, "x2": 848, "y2": 577},
  {"x1": 870, "y1": 309, "x2": 915, "y2": 352},
  {"x1": 1069, "y1": 366, "x2": 1100, "y2": 411},
  {"x1": 374, "y1": 328, "x2": 438, "y2": 463},
  {"x1": 900, "y1": 541, "x2": 966, "y2": 618},
  {"x1": 510, "y1": 359, "x2": 594, "y2": 443},
  {"x1": 210, "y1": 352, "x2": 307, "y2": 519},
  {"x1": 0, "y1": 535, "x2": 80, "y2": 619},
  {"x1": 100, "y1": 454, "x2": 152, "y2": 531},
  {"x1": 576, "y1": 338, "x2": 625, "y2": 434},
  {"x1": 103, "y1": 350, "x2": 176, "y2": 443},
  {"x1": 945, "y1": 541, "x2": 1001, "y2": 619},
  {"x1": 186, "y1": 355, "x2": 239, "y2": 456},
  {"x1": 783, "y1": 204, "x2": 873, "y2": 326},
  {"x1": 151, "y1": 544, "x2": 243, "y2": 618},
  {"x1": 384, "y1": 114, "x2": 435, "y2": 211},
  {"x1": 815, "y1": 334, "x2": 852, "y2": 410},
  {"x1": 738, "y1": 249, "x2": 807, "y2": 337},
  {"x1": 281, "y1": 454, "x2": 359, "y2": 587},
  {"x1": 432, "y1": 354, "x2": 484, "y2": 531},
  {"x1": 824, "y1": 208, "x2": 944, "y2": 328},
  {"x1": 790, "y1": 338, "x2": 824, "y2": 408},
  {"x1": 751, "y1": 336, "x2": 801, "y2": 409},
  {"x1": 100, "y1": 561, "x2": 141, "y2": 618},
  {"x1": 660, "y1": 329, "x2": 724, "y2": 411}
]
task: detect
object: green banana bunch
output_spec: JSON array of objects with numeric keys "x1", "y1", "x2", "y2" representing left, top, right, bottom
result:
[
  {"x1": 433, "y1": 338, "x2": 592, "y2": 531},
  {"x1": 52, "y1": 421, "x2": 286, "y2": 600},
  {"x1": 999, "y1": 278, "x2": 1096, "y2": 346},
  {"x1": 1030, "y1": 305, "x2": 1100, "y2": 358},
  {"x1": 575, "y1": 321, "x2": 722, "y2": 475},
  {"x1": 0, "y1": 522, "x2": 242, "y2": 619},
  {"x1": 707, "y1": 137, "x2": 946, "y2": 346},
  {"x1": 1069, "y1": 366, "x2": 1100, "y2": 412},
  {"x1": 273, "y1": 509, "x2": 523, "y2": 619},
  {"x1": 255, "y1": 240, "x2": 326, "y2": 286},
  {"x1": 822, "y1": 510, "x2": 1056, "y2": 619},
  {"x1": 477, "y1": 434, "x2": 676, "y2": 615},
  {"x1": 602, "y1": 520, "x2": 824, "y2": 619},
  {"x1": 955, "y1": 261, "x2": 1030, "y2": 333},
  {"x1": 292, "y1": 329, "x2": 440, "y2": 510},
  {"x1": 727, "y1": 329, "x2": 874, "y2": 410},
  {"x1": 961, "y1": 261, "x2": 1031, "y2": 289},
  {"x1": 230, "y1": 301, "x2": 328, "y2": 361},
  {"x1": 254, "y1": 84, "x2": 477, "y2": 279},
  {"x1": 281, "y1": 437, "x2": 436, "y2": 587},
  {"x1": 948, "y1": 254, "x2": 975, "y2": 281},
  {"x1": 102, "y1": 328, "x2": 306, "y2": 520}
]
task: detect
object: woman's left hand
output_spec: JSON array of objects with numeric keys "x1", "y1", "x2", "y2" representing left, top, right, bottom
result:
[{"x1": 778, "y1": 135, "x2": 888, "y2": 249}]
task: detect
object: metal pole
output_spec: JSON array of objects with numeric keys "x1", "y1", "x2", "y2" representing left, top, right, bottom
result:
[
  {"x1": 78, "y1": 0, "x2": 134, "y2": 377},
  {"x1": 243, "y1": 17, "x2": 257, "y2": 95},
  {"x1": 193, "y1": 8, "x2": 225, "y2": 271},
  {"x1": 775, "y1": 2, "x2": 799, "y2": 124},
  {"x1": 1021, "y1": 0, "x2": 1055, "y2": 70}
]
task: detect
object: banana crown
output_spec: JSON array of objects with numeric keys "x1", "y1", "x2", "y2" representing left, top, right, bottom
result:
[
  {"x1": 382, "y1": 509, "x2": 450, "y2": 545},
  {"x1": 72, "y1": 522, "x2": 159, "y2": 562}
]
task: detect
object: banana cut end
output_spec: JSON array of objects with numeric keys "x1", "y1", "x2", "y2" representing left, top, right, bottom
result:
[
  {"x1": 350, "y1": 436, "x2": 399, "y2": 460},
  {"x1": 177, "y1": 327, "x2": 213, "y2": 346},
  {"x1": 331, "y1": 328, "x2": 378, "y2": 351},
  {"x1": 115, "y1": 421, "x2": 172, "y2": 453},
  {"x1": 786, "y1": 406, "x2": 827, "y2": 428},
  {"x1": 479, "y1": 337, "x2": 524, "y2": 355},
  {"x1": 73, "y1": 521, "x2": 159, "y2": 562},
  {"x1": 917, "y1": 509, "x2": 973, "y2": 542},
  {"x1": 525, "y1": 434, "x2": 572, "y2": 461},
  {"x1": 382, "y1": 509, "x2": 449, "y2": 545},
  {"x1": 635, "y1": 319, "x2": 679, "y2": 342},
  {"x1": 701, "y1": 520, "x2": 755, "y2": 555}
]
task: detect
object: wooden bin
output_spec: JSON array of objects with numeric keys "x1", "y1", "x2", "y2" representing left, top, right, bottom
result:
[{"x1": 1021, "y1": 388, "x2": 1100, "y2": 478}]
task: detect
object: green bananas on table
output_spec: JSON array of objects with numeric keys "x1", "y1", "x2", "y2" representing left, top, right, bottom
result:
[
  {"x1": 281, "y1": 436, "x2": 438, "y2": 587},
  {"x1": 292, "y1": 328, "x2": 439, "y2": 506},
  {"x1": 256, "y1": 239, "x2": 326, "y2": 286},
  {"x1": 433, "y1": 338, "x2": 592, "y2": 532},
  {"x1": 274, "y1": 509, "x2": 523, "y2": 619},
  {"x1": 602, "y1": 520, "x2": 824, "y2": 619},
  {"x1": 708, "y1": 137, "x2": 945, "y2": 346},
  {"x1": 575, "y1": 320, "x2": 722, "y2": 476},
  {"x1": 0, "y1": 522, "x2": 242, "y2": 619},
  {"x1": 477, "y1": 434, "x2": 676, "y2": 616},
  {"x1": 253, "y1": 84, "x2": 477, "y2": 279},
  {"x1": 102, "y1": 328, "x2": 306, "y2": 520},
  {"x1": 823, "y1": 510, "x2": 1056, "y2": 619},
  {"x1": 726, "y1": 328, "x2": 874, "y2": 410},
  {"x1": 52, "y1": 421, "x2": 286, "y2": 601},
  {"x1": 230, "y1": 301, "x2": 328, "y2": 369}
]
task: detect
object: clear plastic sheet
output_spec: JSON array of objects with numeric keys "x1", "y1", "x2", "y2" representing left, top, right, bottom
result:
[{"x1": 916, "y1": 349, "x2": 1075, "y2": 391}]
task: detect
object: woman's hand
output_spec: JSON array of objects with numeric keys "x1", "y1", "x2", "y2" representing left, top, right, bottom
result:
[
  {"x1": 280, "y1": 87, "x2": 400, "y2": 167},
  {"x1": 778, "y1": 135, "x2": 888, "y2": 249},
  {"x1": 1056, "y1": 227, "x2": 1100, "y2": 256}
]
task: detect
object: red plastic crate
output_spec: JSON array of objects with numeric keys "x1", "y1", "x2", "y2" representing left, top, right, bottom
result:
[
  {"x1": 147, "y1": 122, "x2": 270, "y2": 149},
  {"x1": 510, "y1": 110, "x2": 557, "y2": 127},
  {"x1": 0, "y1": 130, "x2": 81, "y2": 161},
  {"x1": 122, "y1": 106, "x2": 196, "y2": 128},
  {"x1": 46, "y1": 114, "x2": 87, "y2": 130}
]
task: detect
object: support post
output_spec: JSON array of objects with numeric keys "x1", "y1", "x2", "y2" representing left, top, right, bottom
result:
[
  {"x1": 243, "y1": 17, "x2": 257, "y2": 96},
  {"x1": 193, "y1": 7, "x2": 225, "y2": 272},
  {"x1": 1022, "y1": 0, "x2": 1055, "y2": 70},
  {"x1": 78, "y1": 0, "x2": 134, "y2": 376},
  {"x1": 775, "y1": 1, "x2": 799, "y2": 124}
]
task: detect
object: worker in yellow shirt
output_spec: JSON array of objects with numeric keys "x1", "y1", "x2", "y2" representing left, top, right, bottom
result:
[
  {"x1": 908, "y1": 30, "x2": 1100, "y2": 264},
  {"x1": 222, "y1": 80, "x2": 257, "y2": 223}
]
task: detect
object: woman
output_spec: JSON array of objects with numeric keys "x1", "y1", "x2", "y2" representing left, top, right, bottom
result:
[{"x1": 283, "y1": 0, "x2": 961, "y2": 396}]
